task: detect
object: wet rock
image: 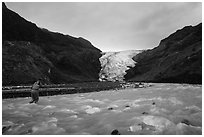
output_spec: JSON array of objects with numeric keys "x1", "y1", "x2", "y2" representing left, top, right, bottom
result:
[
  {"x1": 2, "y1": 121, "x2": 15, "y2": 134},
  {"x1": 107, "y1": 105, "x2": 119, "y2": 110},
  {"x1": 132, "y1": 115, "x2": 175, "y2": 133},
  {"x1": 2, "y1": 125, "x2": 12, "y2": 134},
  {"x1": 108, "y1": 107, "x2": 113, "y2": 110},
  {"x1": 181, "y1": 119, "x2": 191, "y2": 126},
  {"x1": 142, "y1": 112, "x2": 149, "y2": 115},
  {"x1": 111, "y1": 129, "x2": 121, "y2": 135}
]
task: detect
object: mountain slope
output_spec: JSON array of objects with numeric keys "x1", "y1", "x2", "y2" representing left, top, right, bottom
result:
[
  {"x1": 125, "y1": 23, "x2": 202, "y2": 84},
  {"x1": 2, "y1": 3, "x2": 102, "y2": 85}
]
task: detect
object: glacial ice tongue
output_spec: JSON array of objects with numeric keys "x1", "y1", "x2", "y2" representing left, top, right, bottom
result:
[{"x1": 99, "y1": 50, "x2": 142, "y2": 82}]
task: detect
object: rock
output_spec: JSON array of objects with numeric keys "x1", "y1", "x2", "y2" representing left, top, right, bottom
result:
[
  {"x1": 142, "y1": 112, "x2": 149, "y2": 115},
  {"x1": 181, "y1": 119, "x2": 191, "y2": 126},
  {"x1": 108, "y1": 107, "x2": 114, "y2": 110},
  {"x1": 2, "y1": 121, "x2": 15, "y2": 134},
  {"x1": 107, "y1": 105, "x2": 119, "y2": 110},
  {"x1": 2, "y1": 125, "x2": 12, "y2": 134},
  {"x1": 132, "y1": 115, "x2": 175, "y2": 133},
  {"x1": 111, "y1": 129, "x2": 121, "y2": 135}
]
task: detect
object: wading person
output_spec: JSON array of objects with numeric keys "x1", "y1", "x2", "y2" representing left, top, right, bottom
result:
[{"x1": 29, "y1": 79, "x2": 42, "y2": 104}]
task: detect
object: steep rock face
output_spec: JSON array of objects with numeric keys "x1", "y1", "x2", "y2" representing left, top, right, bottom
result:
[
  {"x1": 125, "y1": 23, "x2": 202, "y2": 84},
  {"x1": 99, "y1": 50, "x2": 142, "y2": 81},
  {"x1": 2, "y1": 3, "x2": 102, "y2": 85}
]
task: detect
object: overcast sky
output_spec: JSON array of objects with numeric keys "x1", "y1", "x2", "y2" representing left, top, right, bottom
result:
[{"x1": 6, "y1": 2, "x2": 202, "y2": 52}]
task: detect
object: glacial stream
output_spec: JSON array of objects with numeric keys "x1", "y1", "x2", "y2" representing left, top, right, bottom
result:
[{"x1": 2, "y1": 83, "x2": 202, "y2": 135}]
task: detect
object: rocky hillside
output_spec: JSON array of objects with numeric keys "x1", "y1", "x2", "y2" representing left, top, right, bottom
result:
[
  {"x1": 2, "y1": 3, "x2": 102, "y2": 86},
  {"x1": 99, "y1": 50, "x2": 142, "y2": 81},
  {"x1": 125, "y1": 23, "x2": 202, "y2": 84}
]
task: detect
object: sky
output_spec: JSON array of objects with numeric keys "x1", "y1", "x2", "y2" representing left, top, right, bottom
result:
[{"x1": 6, "y1": 2, "x2": 202, "y2": 52}]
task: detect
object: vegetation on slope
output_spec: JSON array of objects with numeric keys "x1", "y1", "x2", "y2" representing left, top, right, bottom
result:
[
  {"x1": 125, "y1": 23, "x2": 202, "y2": 84},
  {"x1": 2, "y1": 3, "x2": 102, "y2": 85}
]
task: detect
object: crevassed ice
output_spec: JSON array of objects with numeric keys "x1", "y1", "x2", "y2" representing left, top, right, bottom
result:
[{"x1": 99, "y1": 50, "x2": 142, "y2": 82}]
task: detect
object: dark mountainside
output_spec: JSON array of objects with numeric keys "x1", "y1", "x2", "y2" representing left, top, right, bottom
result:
[
  {"x1": 125, "y1": 23, "x2": 202, "y2": 84},
  {"x1": 2, "y1": 2, "x2": 202, "y2": 86},
  {"x1": 2, "y1": 3, "x2": 102, "y2": 86}
]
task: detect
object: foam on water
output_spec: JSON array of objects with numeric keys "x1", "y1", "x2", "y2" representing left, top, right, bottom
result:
[{"x1": 2, "y1": 83, "x2": 202, "y2": 135}]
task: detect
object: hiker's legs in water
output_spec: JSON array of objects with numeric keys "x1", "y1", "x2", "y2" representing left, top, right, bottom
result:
[
  {"x1": 29, "y1": 91, "x2": 35, "y2": 103},
  {"x1": 30, "y1": 90, "x2": 39, "y2": 103},
  {"x1": 34, "y1": 91, "x2": 39, "y2": 103}
]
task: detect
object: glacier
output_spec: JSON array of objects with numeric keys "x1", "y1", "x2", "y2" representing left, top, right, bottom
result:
[{"x1": 99, "y1": 50, "x2": 142, "y2": 81}]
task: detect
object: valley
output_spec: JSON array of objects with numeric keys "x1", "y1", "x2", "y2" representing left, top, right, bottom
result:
[{"x1": 2, "y1": 83, "x2": 202, "y2": 135}]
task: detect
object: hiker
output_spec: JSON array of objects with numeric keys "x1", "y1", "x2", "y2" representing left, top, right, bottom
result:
[{"x1": 29, "y1": 79, "x2": 42, "y2": 104}]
